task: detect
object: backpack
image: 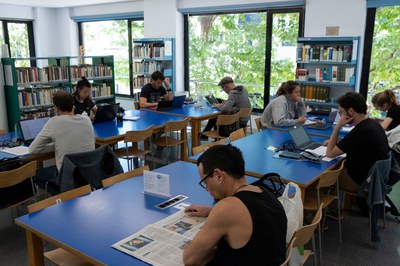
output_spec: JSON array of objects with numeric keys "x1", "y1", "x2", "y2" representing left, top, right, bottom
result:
[{"x1": 251, "y1": 172, "x2": 286, "y2": 198}]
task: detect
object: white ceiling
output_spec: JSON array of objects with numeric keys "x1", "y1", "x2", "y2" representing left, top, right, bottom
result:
[{"x1": 0, "y1": 0, "x2": 136, "y2": 8}]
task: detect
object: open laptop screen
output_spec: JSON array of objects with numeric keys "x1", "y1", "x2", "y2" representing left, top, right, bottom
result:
[
  {"x1": 288, "y1": 125, "x2": 311, "y2": 147},
  {"x1": 19, "y1": 117, "x2": 51, "y2": 142}
]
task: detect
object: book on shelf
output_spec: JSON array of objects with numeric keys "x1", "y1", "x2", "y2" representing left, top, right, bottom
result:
[
  {"x1": 295, "y1": 68, "x2": 309, "y2": 81},
  {"x1": 133, "y1": 61, "x2": 162, "y2": 73},
  {"x1": 16, "y1": 66, "x2": 68, "y2": 83},
  {"x1": 133, "y1": 42, "x2": 166, "y2": 58},
  {"x1": 297, "y1": 66, "x2": 354, "y2": 84},
  {"x1": 133, "y1": 76, "x2": 170, "y2": 88},
  {"x1": 18, "y1": 87, "x2": 62, "y2": 108},
  {"x1": 91, "y1": 83, "x2": 112, "y2": 98},
  {"x1": 297, "y1": 44, "x2": 353, "y2": 62},
  {"x1": 70, "y1": 64, "x2": 112, "y2": 80},
  {"x1": 301, "y1": 85, "x2": 330, "y2": 103}
]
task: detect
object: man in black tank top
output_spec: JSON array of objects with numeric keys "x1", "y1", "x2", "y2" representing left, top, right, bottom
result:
[{"x1": 183, "y1": 145, "x2": 287, "y2": 266}]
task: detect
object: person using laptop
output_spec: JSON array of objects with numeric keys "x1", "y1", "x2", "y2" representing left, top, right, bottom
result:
[
  {"x1": 29, "y1": 91, "x2": 95, "y2": 192},
  {"x1": 183, "y1": 145, "x2": 287, "y2": 266},
  {"x1": 73, "y1": 77, "x2": 97, "y2": 120},
  {"x1": 261, "y1": 81, "x2": 307, "y2": 128},
  {"x1": 202, "y1": 76, "x2": 251, "y2": 135},
  {"x1": 324, "y1": 92, "x2": 389, "y2": 193},
  {"x1": 371, "y1": 89, "x2": 400, "y2": 130},
  {"x1": 139, "y1": 71, "x2": 173, "y2": 108}
]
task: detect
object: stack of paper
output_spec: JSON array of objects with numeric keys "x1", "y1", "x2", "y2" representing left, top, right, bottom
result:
[{"x1": 1, "y1": 146, "x2": 30, "y2": 156}]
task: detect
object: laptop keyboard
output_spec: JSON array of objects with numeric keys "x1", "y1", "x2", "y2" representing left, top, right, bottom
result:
[{"x1": 304, "y1": 142, "x2": 321, "y2": 150}]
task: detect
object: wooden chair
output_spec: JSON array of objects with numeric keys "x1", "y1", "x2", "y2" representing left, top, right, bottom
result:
[
  {"x1": 0, "y1": 161, "x2": 37, "y2": 211},
  {"x1": 303, "y1": 160, "x2": 344, "y2": 263},
  {"x1": 237, "y1": 107, "x2": 253, "y2": 134},
  {"x1": 192, "y1": 140, "x2": 225, "y2": 156},
  {"x1": 291, "y1": 203, "x2": 324, "y2": 266},
  {"x1": 229, "y1": 128, "x2": 246, "y2": 142},
  {"x1": 134, "y1": 101, "x2": 140, "y2": 110},
  {"x1": 280, "y1": 237, "x2": 296, "y2": 266},
  {"x1": 255, "y1": 117, "x2": 262, "y2": 132},
  {"x1": 102, "y1": 165, "x2": 150, "y2": 188},
  {"x1": 0, "y1": 129, "x2": 7, "y2": 134},
  {"x1": 153, "y1": 117, "x2": 191, "y2": 164},
  {"x1": 114, "y1": 126, "x2": 155, "y2": 171},
  {"x1": 27, "y1": 184, "x2": 92, "y2": 266},
  {"x1": 200, "y1": 112, "x2": 239, "y2": 141}
]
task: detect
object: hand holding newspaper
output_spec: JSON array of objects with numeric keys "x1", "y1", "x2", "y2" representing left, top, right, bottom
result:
[{"x1": 112, "y1": 210, "x2": 206, "y2": 266}]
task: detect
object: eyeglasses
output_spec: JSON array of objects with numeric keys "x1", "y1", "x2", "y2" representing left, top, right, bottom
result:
[{"x1": 198, "y1": 169, "x2": 215, "y2": 189}]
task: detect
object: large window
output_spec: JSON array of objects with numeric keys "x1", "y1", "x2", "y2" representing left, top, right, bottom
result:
[
  {"x1": 185, "y1": 9, "x2": 302, "y2": 111},
  {"x1": 79, "y1": 19, "x2": 144, "y2": 97},
  {"x1": 1, "y1": 20, "x2": 35, "y2": 67}
]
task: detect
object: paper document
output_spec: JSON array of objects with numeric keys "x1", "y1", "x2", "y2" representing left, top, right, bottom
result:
[
  {"x1": 123, "y1": 116, "x2": 140, "y2": 121},
  {"x1": 1, "y1": 146, "x2": 30, "y2": 156},
  {"x1": 112, "y1": 210, "x2": 206, "y2": 266},
  {"x1": 304, "y1": 119, "x2": 317, "y2": 126},
  {"x1": 305, "y1": 146, "x2": 346, "y2": 162},
  {"x1": 144, "y1": 170, "x2": 170, "y2": 197}
]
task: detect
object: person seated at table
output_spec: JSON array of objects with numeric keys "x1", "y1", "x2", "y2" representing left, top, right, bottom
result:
[
  {"x1": 73, "y1": 77, "x2": 97, "y2": 120},
  {"x1": 139, "y1": 71, "x2": 173, "y2": 108},
  {"x1": 324, "y1": 92, "x2": 389, "y2": 193},
  {"x1": 201, "y1": 76, "x2": 251, "y2": 136},
  {"x1": 261, "y1": 80, "x2": 307, "y2": 128},
  {"x1": 371, "y1": 89, "x2": 400, "y2": 131},
  {"x1": 29, "y1": 91, "x2": 95, "y2": 192},
  {"x1": 183, "y1": 145, "x2": 287, "y2": 266}
]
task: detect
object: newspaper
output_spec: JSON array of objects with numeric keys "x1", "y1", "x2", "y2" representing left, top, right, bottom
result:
[{"x1": 112, "y1": 210, "x2": 206, "y2": 266}]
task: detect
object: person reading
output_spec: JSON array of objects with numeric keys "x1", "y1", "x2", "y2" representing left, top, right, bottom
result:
[
  {"x1": 183, "y1": 145, "x2": 287, "y2": 266},
  {"x1": 371, "y1": 89, "x2": 400, "y2": 130},
  {"x1": 73, "y1": 77, "x2": 97, "y2": 120},
  {"x1": 139, "y1": 71, "x2": 173, "y2": 108}
]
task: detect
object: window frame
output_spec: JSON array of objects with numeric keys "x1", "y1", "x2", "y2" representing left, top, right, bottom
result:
[
  {"x1": 78, "y1": 18, "x2": 144, "y2": 98},
  {"x1": 183, "y1": 7, "x2": 304, "y2": 112}
]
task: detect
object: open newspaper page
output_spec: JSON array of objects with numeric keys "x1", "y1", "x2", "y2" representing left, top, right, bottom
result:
[{"x1": 112, "y1": 210, "x2": 206, "y2": 266}]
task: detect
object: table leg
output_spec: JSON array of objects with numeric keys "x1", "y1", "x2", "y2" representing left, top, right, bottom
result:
[
  {"x1": 25, "y1": 231, "x2": 44, "y2": 266},
  {"x1": 191, "y1": 120, "x2": 200, "y2": 148}
]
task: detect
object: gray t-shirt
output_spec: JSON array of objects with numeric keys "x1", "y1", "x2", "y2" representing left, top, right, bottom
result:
[{"x1": 29, "y1": 115, "x2": 95, "y2": 170}]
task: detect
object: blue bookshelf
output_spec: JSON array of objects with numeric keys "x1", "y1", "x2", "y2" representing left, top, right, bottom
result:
[
  {"x1": 296, "y1": 36, "x2": 360, "y2": 109},
  {"x1": 132, "y1": 38, "x2": 175, "y2": 95}
]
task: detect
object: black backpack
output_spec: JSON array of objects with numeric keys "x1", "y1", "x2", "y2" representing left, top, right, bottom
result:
[{"x1": 251, "y1": 172, "x2": 286, "y2": 198}]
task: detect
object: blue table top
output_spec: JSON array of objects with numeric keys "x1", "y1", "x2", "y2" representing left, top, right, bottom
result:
[
  {"x1": 93, "y1": 110, "x2": 186, "y2": 140},
  {"x1": 190, "y1": 130, "x2": 340, "y2": 187},
  {"x1": 16, "y1": 161, "x2": 259, "y2": 265},
  {"x1": 142, "y1": 104, "x2": 220, "y2": 119}
]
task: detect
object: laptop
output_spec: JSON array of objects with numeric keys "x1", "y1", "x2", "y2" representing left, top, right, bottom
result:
[
  {"x1": 156, "y1": 95, "x2": 187, "y2": 110},
  {"x1": 19, "y1": 116, "x2": 51, "y2": 145},
  {"x1": 172, "y1": 95, "x2": 186, "y2": 108},
  {"x1": 205, "y1": 95, "x2": 220, "y2": 105},
  {"x1": 93, "y1": 103, "x2": 120, "y2": 124},
  {"x1": 288, "y1": 125, "x2": 321, "y2": 150}
]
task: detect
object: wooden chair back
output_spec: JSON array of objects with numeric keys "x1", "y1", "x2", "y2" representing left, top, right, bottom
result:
[
  {"x1": 0, "y1": 129, "x2": 7, "y2": 134},
  {"x1": 164, "y1": 117, "x2": 191, "y2": 132},
  {"x1": 229, "y1": 128, "x2": 246, "y2": 142},
  {"x1": 316, "y1": 160, "x2": 345, "y2": 189},
  {"x1": 255, "y1": 117, "x2": 262, "y2": 132},
  {"x1": 216, "y1": 113, "x2": 239, "y2": 126},
  {"x1": 102, "y1": 165, "x2": 150, "y2": 188},
  {"x1": 192, "y1": 140, "x2": 225, "y2": 156},
  {"x1": 292, "y1": 203, "x2": 324, "y2": 248},
  {"x1": 27, "y1": 185, "x2": 91, "y2": 213},
  {"x1": 280, "y1": 237, "x2": 296, "y2": 266},
  {"x1": 238, "y1": 108, "x2": 252, "y2": 119},
  {"x1": 124, "y1": 126, "x2": 154, "y2": 143},
  {"x1": 0, "y1": 161, "x2": 37, "y2": 189},
  {"x1": 134, "y1": 101, "x2": 140, "y2": 110}
]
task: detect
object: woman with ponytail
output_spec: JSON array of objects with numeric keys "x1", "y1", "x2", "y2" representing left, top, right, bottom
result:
[
  {"x1": 261, "y1": 80, "x2": 307, "y2": 128},
  {"x1": 372, "y1": 89, "x2": 400, "y2": 130},
  {"x1": 73, "y1": 77, "x2": 97, "y2": 119}
]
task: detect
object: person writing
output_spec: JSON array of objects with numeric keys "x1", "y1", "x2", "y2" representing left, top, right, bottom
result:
[
  {"x1": 261, "y1": 81, "x2": 307, "y2": 128},
  {"x1": 183, "y1": 145, "x2": 287, "y2": 266},
  {"x1": 73, "y1": 77, "x2": 97, "y2": 119},
  {"x1": 29, "y1": 91, "x2": 95, "y2": 194},
  {"x1": 139, "y1": 71, "x2": 173, "y2": 108},
  {"x1": 371, "y1": 89, "x2": 400, "y2": 130}
]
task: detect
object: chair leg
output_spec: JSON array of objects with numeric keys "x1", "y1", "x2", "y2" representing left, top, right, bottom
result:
[
  {"x1": 312, "y1": 234, "x2": 317, "y2": 266},
  {"x1": 383, "y1": 203, "x2": 386, "y2": 228},
  {"x1": 337, "y1": 198, "x2": 343, "y2": 243},
  {"x1": 369, "y1": 211, "x2": 372, "y2": 246},
  {"x1": 250, "y1": 119, "x2": 253, "y2": 134},
  {"x1": 318, "y1": 210, "x2": 324, "y2": 265}
]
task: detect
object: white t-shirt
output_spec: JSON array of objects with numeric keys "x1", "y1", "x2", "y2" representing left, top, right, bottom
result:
[{"x1": 29, "y1": 115, "x2": 95, "y2": 170}]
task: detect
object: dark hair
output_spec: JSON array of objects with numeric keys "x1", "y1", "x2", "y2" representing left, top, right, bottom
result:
[
  {"x1": 337, "y1": 92, "x2": 367, "y2": 114},
  {"x1": 197, "y1": 144, "x2": 245, "y2": 179},
  {"x1": 53, "y1": 91, "x2": 74, "y2": 112},
  {"x1": 73, "y1": 77, "x2": 92, "y2": 107},
  {"x1": 276, "y1": 81, "x2": 300, "y2": 96},
  {"x1": 371, "y1": 89, "x2": 398, "y2": 107},
  {"x1": 151, "y1": 71, "x2": 165, "y2": 81}
]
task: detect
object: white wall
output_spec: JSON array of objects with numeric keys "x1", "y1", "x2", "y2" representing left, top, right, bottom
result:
[
  {"x1": 0, "y1": 3, "x2": 34, "y2": 20},
  {"x1": 70, "y1": 1, "x2": 143, "y2": 18},
  {"x1": 305, "y1": 0, "x2": 367, "y2": 92}
]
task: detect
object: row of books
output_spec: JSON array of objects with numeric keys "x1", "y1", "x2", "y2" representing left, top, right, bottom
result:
[
  {"x1": 296, "y1": 67, "x2": 354, "y2": 83},
  {"x1": 18, "y1": 88, "x2": 62, "y2": 108},
  {"x1": 297, "y1": 44, "x2": 353, "y2": 62},
  {"x1": 16, "y1": 66, "x2": 68, "y2": 84},
  {"x1": 70, "y1": 64, "x2": 112, "y2": 79},
  {"x1": 20, "y1": 110, "x2": 53, "y2": 120},
  {"x1": 133, "y1": 76, "x2": 170, "y2": 88},
  {"x1": 133, "y1": 61, "x2": 162, "y2": 73},
  {"x1": 300, "y1": 85, "x2": 330, "y2": 102},
  {"x1": 89, "y1": 83, "x2": 112, "y2": 98},
  {"x1": 133, "y1": 43, "x2": 166, "y2": 58}
]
